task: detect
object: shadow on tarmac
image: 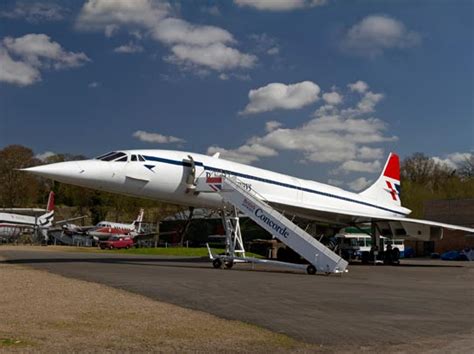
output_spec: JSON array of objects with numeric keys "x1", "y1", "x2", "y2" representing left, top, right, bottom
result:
[
  {"x1": 1, "y1": 254, "x2": 464, "y2": 277},
  {"x1": 348, "y1": 261, "x2": 464, "y2": 268}
]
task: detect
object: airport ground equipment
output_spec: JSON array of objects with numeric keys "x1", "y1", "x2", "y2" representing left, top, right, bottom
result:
[
  {"x1": 48, "y1": 230, "x2": 74, "y2": 245},
  {"x1": 198, "y1": 176, "x2": 349, "y2": 275}
]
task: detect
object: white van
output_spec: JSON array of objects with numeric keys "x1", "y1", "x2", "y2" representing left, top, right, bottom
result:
[{"x1": 336, "y1": 234, "x2": 405, "y2": 258}]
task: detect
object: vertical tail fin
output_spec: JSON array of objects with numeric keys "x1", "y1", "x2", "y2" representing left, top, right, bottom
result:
[
  {"x1": 359, "y1": 153, "x2": 402, "y2": 207},
  {"x1": 39, "y1": 191, "x2": 55, "y2": 228},
  {"x1": 46, "y1": 191, "x2": 55, "y2": 212}
]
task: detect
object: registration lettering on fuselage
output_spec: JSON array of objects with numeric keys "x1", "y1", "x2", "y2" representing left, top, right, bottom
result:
[{"x1": 205, "y1": 171, "x2": 252, "y2": 191}]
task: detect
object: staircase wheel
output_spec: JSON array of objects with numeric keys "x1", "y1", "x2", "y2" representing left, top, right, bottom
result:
[
  {"x1": 306, "y1": 265, "x2": 317, "y2": 275},
  {"x1": 224, "y1": 260, "x2": 234, "y2": 269},
  {"x1": 212, "y1": 258, "x2": 223, "y2": 269}
]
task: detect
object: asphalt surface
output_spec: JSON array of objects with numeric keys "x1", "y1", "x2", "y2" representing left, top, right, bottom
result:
[{"x1": 1, "y1": 247, "x2": 473, "y2": 346}]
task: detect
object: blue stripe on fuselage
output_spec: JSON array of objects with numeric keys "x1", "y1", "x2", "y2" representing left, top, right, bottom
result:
[{"x1": 143, "y1": 155, "x2": 407, "y2": 216}]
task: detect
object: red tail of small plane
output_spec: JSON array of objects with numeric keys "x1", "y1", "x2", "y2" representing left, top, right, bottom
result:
[{"x1": 46, "y1": 191, "x2": 55, "y2": 212}]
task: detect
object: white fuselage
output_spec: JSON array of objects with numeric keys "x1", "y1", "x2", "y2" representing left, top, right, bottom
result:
[
  {"x1": 28, "y1": 150, "x2": 409, "y2": 225},
  {"x1": 87, "y1": 221, "x2": 136, "y2": 239},
  {"x1": 0, "y1": 212, "x2": 39, "y2": 238}
]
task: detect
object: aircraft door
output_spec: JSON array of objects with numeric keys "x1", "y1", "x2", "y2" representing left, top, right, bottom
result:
[
  {"x1": 294, "y1": 178, "x2": 303, "y2": 204},
  {"x1": 123, "y1": 154, "x2": 150, "y2": 192}
]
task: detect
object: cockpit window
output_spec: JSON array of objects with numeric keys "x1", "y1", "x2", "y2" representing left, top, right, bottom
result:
[
  {"x1": 95, "y1": 151, "x2": 115, "y2": 160},
  {"x1": 100, "y1": 152, "x2": 126, "y2": 161},
  {"x1": 131, "y1": 155, "x2": 137, "y2": 161},
  {"x1": 115, "y1": 155, "x2": 128, "y2": 162},
  {"x1": 138, "y1": 155, "x2": 145, "y2": 162}
]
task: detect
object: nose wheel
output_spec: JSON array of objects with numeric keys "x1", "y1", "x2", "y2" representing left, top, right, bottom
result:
[
  {"x1": 212, "y1": 258, "x2": 223, "y2": 269},
  {"x1": 306, "y1": 265, "x2": 316, "y2": 275}
]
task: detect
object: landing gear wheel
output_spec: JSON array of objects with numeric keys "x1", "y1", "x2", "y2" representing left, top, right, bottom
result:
[
  {"x1": 212, "y1": 258, "x2": 223, "y2": 269},
  {"x1": 306, "y1": 265, "x2": 316, "y2": 275},
  {"x1": 224, "y1": 260, "x2": 234, "y2": 269}
]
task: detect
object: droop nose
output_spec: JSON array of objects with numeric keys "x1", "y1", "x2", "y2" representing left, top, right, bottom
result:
[{"x1": 23, "y1": 161, "x2": 84, "y2": 181}]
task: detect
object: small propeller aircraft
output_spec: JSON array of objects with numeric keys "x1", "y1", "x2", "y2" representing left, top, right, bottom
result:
[{"x1": 63, "y1": 209, "x2": 145, "y2": 241}]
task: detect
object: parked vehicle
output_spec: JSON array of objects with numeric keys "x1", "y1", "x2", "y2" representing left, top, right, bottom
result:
[
  {"x1": 335, "y1": 234, "x2": 405, "y2": 258},
  {"x1": 99, "y1": 236, "x2": 134, "y2": 250},
  {"x1": 440, "y1": 249, "x2": 473, "y2": 261}
]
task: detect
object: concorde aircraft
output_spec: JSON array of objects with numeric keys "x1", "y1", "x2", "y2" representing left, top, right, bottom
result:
[{"x1": 23, "y1": 150, "x2": 474, "y2": 243}]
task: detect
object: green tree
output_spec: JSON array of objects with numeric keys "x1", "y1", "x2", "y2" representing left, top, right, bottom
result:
[
  {"x1": 401, "y1": 153, "x2": 474, "y2": 217},
  {"x1": 0, "y1": 145, "x2": 41, "y2": 207}
]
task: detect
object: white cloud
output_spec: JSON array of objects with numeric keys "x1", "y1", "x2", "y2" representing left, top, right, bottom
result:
[
  {"x1": 3, "y1": 34, "x2": 90, "y2": 69},
  {"x1": 0, "y1": 34, "x2": 89, "y2": 86},
  {"x1": 0, "y1": 47, "x2": 40, "y2": 86},
  {"x1": 207, "y1": 144, "x2": 277, "y2": 165},
  {"x1": 265, "y1": 120, "x2": 283, "y2": 132},
  {"x1": 348, "y1": 80, "x2": 368, "y2": 93},
  {"x1": 114, "y1": 42, "x2": 143, "y2": 53},
  {"x1": 234, "y1": 0, "x2": 327, "y2": 11},
  {"x1": 432, "y1": 152, "x2": 472, "y2": 170},
  {"x1": 348, "y1": 177, "x2": 372, "y2": 191},
  {"x1": 76, "y1": 0, "x2": 256, "y2": 74},
  {"x1": 76, "y1": 0, "x2": 169, "y2": 33},
  {"x1": 357, "y1": 147, "x2": 383, "y2": 160},
  {"x1": 338, "y1": 160, "x2": 381, "y2": 173},
  {"x1": 250, "y1": 33, "x2": 280, "y2": 56},
  {"x1": 341, "y1": 89, "x2": 384, "y2": 116},
  {"x1": 35, "y1": 151, "x2": 56, "y2": 161},
  {"x1": 267, "y1": 47, "x2": 279, "y2": 55},
  {"x1": 327, "y1": 179, "x2": 344, "y2": 187},
  {"x1": 166, "y1": 43, "x2": 256, "y2": 71},
  {"x1": 152, "y1": 18, "x2": 234, "y2": 46},
  {"x1": 355, "y1": 91, "x2": 384, "y2": 114},
  {"x1": 208, "y1": 81, "x2": 395, "y2": 173},
  {"x1": 341, "y1": 15, "x2": 421, "y2": 57},
  {"x1": 0, "y1": 1, "x2": 67, "y2": 23},
  {"x1": 241, "y1": 81, "x2": 320, "y2": 115},
  {"x1": 218, "y1": 72, "x2": 251, "y2": 81},
  {"x1": 88, "y1": 81, "x2": 100, "y2": 88},
  {"x1": 133, "y1": 130, "x2": 185, "y2": 144},
  {"x1": 322, "y1": 91, "x2": 343, "y2": 105}
]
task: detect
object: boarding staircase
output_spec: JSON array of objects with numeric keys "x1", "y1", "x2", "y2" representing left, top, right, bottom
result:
[
  {"x1": 197, "y1": 176, "x2": 348, "y2": 274},
  {"x1": 48, "y1": 230, "x2": 74, "y2": 245}
]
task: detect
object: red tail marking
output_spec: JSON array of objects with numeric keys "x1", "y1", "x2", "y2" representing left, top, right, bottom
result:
[
  {"x1": 46, "y1": 191, "x2": 55, "y2": 211},
  {"x1": 386, "y1": 181, "x2": 398, "y2": 201},
  {"x1": 383, "y1": 153, "x2": 400, "y2": 181}
]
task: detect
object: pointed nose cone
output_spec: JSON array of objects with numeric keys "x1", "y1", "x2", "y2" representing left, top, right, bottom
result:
[
  {"x1": 23, "y1": 160, "x2": 115, "y2": 191},
  {"x1": 23, "y1": 161, "x2": 84, "y2": 183}
]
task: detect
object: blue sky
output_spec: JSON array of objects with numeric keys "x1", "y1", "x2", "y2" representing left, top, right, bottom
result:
[{"x1": 0, "y1": 0, "x2": 472, "y2": 191}]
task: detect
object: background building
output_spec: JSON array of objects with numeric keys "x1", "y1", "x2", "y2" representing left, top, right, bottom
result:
[{"x1": 406, "y1": 199, "x2": 474, "y2": 256}]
